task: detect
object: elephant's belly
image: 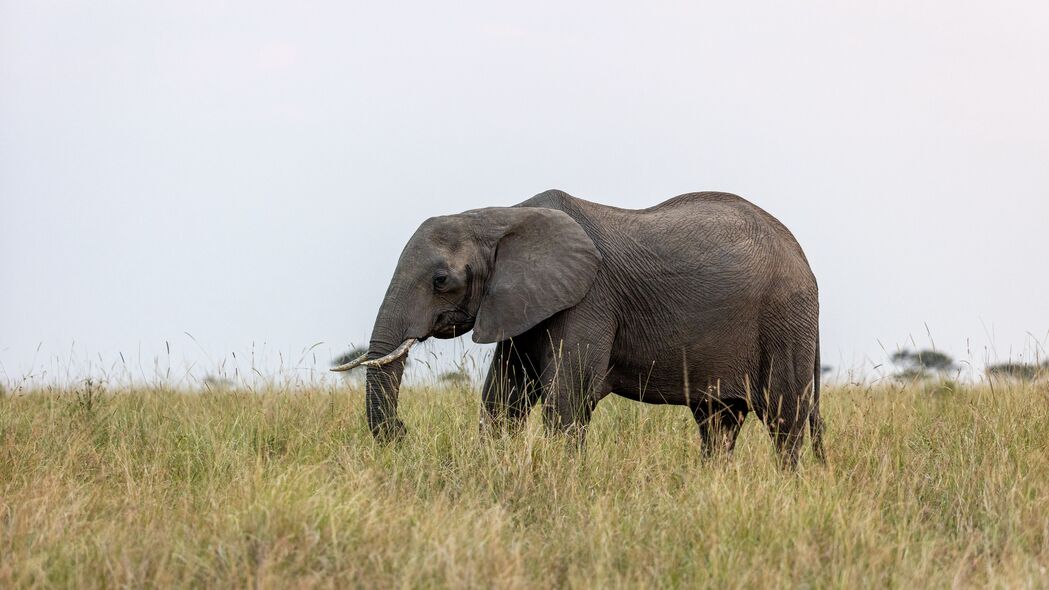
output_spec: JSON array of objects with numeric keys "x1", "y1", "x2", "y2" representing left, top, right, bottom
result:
[
  {"x1": 604, "y1": 367, "x2": 700, "y2": 403},
  {"x1": 609, "y1": 387, "x2": 691, "y2": 406},
  {"x1": 603, "y1": 351, "x2": 756, "y2": 407}
]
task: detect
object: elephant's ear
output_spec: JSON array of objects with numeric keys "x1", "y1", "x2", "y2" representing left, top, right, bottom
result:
[{"x1": 470, "y1": 207, "x2": 601, "y2": 344}]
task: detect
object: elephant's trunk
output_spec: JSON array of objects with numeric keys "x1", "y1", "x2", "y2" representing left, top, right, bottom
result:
[
  {"x1": 364, "y1": 356, "x2": 407, "y2": 441},
  {"x1": 363, "y1": 306, "x2": 417, "y2": 441}
]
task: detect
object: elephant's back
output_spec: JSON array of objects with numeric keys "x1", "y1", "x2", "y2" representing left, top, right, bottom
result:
[
  {"x1": 643, "y1": 192, "x2": 810, "y2": 260},
  {"x1": 517, "y1": 189, "x2": 815, "y2": 290}
]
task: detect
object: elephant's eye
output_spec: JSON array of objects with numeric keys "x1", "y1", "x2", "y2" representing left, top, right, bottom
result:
[{"x1": 432, "y1": 275, "x2": 448, "y2": 292}]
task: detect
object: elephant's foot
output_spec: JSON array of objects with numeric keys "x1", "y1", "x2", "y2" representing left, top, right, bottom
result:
[{"x1": 370, "y1": 417, "x2": 408, "y2": 443}]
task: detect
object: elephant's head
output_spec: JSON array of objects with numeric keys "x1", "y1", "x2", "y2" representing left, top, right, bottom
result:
[{"x1": 333, "y1": 206, "x2": 602, "y2": 441}]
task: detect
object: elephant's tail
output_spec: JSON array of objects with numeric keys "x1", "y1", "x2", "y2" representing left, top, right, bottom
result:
[{"x1": 810, "y1": 331, "x2": 827, "y2": 463}]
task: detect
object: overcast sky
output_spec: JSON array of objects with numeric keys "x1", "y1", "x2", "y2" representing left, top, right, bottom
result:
[{"x1": 2, "y1": 1, "x2": 1047, "y2": 386}]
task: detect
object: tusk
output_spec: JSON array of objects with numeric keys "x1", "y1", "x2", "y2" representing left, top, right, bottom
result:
[
  {"x1": 330, "y1": 352, "x2": 369, "y2": 372},
  {"x1": 362, "y1": 338, "x2": 417, "y2": 367}
]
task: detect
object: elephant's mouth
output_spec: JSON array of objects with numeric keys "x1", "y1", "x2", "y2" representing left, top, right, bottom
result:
[{"x1": 433, "y1": 311, "x2": 475, "y2": 339}]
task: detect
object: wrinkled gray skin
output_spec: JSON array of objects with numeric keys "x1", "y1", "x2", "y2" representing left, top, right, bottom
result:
[{"x1": 360, "y1": 190, "x2": 823, "y2": 467}]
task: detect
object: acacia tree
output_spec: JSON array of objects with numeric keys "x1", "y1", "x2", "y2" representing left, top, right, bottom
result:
[{"x1": 891, "y1": 349, "x2": 958, "y2": 380}]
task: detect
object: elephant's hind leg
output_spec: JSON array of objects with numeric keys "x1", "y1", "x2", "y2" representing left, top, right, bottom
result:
[
  {"x1": 754, "y1": 297, "x2": 820, "y2": 469},
  {"x1": 692, "y1": 397, "x2": 748, "y2": 459},
  {"x1": 756, "y1": 355, "x2": 816, "y2": 470},
  {"x1": 763, "y1": 411, "x2": 805, "y2": 469},
  {"x1": 809, "y1": 399, "x2": 826, "y2": 464}
]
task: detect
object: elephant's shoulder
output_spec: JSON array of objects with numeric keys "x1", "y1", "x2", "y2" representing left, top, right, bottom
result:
[{"x1": 515, "y1": 189, "x2": 578, "y2": 211}]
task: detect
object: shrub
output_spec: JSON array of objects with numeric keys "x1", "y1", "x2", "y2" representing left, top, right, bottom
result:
[
  {"x1": 437, "y1": 367, "x2": 472, "y2": 386},
  {"x1": 986, "y1": 361, "x2": 1048, "y2": 381}
]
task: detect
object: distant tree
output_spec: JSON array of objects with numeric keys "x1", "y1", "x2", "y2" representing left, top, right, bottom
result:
[
  {"x1": 891, "y1": 348, "x2": 958, "y2": 381},
  {"x1": 438, "y1": 366, "x2": 472, "y2": 387},
  {"x1": 202, "y1": 374, "x2": 234, "y2": 391},
  {"x1": 986, "y1": 361, "x2": 1048, "y2": 381},
  {"x1": 820, "y1": 365, "x2": 833, "y2": 376}
]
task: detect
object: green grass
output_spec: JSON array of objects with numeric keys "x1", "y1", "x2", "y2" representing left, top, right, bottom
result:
[{"x1": 1, "y1": 381, "x2": 1048, "y2": 588}]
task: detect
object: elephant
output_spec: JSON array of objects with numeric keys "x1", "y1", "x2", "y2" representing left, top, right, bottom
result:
[{"x1": 333, "y1": 189, "x2": 824, "y2": 467}]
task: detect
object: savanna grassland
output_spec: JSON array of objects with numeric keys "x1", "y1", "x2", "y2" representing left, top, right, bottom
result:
[{"x1": 1, "y1": 379, "x2": 1048, "y2": 588}]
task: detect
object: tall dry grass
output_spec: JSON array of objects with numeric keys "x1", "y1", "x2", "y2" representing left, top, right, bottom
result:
[{"x1": 1, "y1": 380, "x2": 1048, "y2": 588}]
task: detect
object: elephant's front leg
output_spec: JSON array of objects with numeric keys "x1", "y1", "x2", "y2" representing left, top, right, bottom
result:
[
  {"x1": 538, "y1": 324, "x2": 613, "y2": 444},
  {"x1": 481, "y1": 339, "x2": 541, "y2": 436}
]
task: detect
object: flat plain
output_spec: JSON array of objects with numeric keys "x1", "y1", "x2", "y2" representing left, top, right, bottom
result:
[{"x1": 1, "y1": 379, "x2": 1047, "y2": 588}]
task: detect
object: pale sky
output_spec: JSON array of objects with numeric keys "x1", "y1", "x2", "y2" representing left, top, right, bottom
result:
[{"x1": 2, "y1": 1, "x2": 1047, "y2": 386}]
